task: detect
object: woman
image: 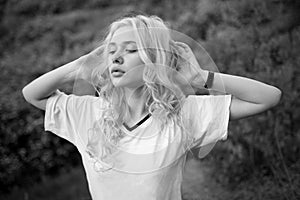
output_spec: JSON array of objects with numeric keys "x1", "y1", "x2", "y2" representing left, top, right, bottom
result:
[{"x1": 22, "y1": 14, "x2": 281, "y2": 200}]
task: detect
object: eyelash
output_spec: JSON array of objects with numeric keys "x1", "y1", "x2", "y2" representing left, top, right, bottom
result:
[
  {"x1": 108, "y1": 49, "x2": 137, "y2": 54},
  {"x1": 127, "y1": 49, "x2": 137, "y2": 53}
]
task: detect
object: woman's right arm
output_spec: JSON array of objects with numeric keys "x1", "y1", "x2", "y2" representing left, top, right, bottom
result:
[
  {"x1": 22, "y1": 58, "x2": 81, "y2": 110},
  {"x1": 22, "y1": 45, "x2": 104, "y2": 110}
]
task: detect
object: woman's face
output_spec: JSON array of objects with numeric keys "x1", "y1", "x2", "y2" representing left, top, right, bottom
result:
[{"x1": 107, "y1": 26, "x2": 145, "y2": 89}]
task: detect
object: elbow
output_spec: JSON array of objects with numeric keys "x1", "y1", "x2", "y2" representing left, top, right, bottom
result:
[
  {"x1": 22, "y1": 85, "x2": 34, "y2": 104},
  {"x1": 259, "y1": 87, "x2": 281, "y2": 112},
  {"x1": 22, "y1": 86, "x2": 31, "y2": 103},
  {"x1": 270, "y1": 87, "x2": 282, "y2": 107}
]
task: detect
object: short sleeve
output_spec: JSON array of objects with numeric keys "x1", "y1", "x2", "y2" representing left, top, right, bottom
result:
[
  {"x1": 44, "y1": 89, "x2": 97, "y2": 146},
  {"x1": 181, "y1": 94, "x2": 232, "y2": 157}
]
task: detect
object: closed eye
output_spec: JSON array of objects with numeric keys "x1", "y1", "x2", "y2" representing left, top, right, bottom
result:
[{"x1": 126, "y1": 49, "x2": 137, "y2": 53}]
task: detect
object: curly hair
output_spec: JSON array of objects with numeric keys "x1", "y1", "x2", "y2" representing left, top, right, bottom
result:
[{"x1": 86, "y1": 14, "x2": 194, "y2": 171}]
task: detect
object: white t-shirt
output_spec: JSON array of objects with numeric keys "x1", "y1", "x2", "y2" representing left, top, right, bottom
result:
[{"x1": 44, "y1": 90, "x2": 232, "y2": 200}]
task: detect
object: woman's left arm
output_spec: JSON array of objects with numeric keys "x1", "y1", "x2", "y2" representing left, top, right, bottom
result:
[
  {"x1": 202, "y1": 71, "x2": 282, "y2": 121},
  {"x1": 174, "y1": 41, "x2": 282, "y2": 120}
]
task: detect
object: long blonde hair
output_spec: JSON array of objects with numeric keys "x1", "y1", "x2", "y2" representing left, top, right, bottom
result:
[{"x1": 86, "y1": 14, "x2": 193, "y2": 166}]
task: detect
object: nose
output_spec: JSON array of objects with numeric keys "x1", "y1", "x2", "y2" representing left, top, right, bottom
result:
[{"x1": 112, "y1": 56, "x2": 124, "y2": 65}]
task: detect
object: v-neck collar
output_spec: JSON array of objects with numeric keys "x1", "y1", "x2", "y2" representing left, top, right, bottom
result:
[{"x1": 123, "y1": 113, "x2": 152, "y2": 132}]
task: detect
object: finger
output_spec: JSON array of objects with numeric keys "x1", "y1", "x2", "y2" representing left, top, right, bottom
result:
[
  {"x1": 174, "y1": 41, "x2": 190, "y2": 51},
  {"x1": 95, "y1": 45, "x2": 105, "y2": 56},
  {"x1": 174, "y1": 43, "x2": 188, "y2": 56},
  {"x1": 89, "y1": 45, "x2": 104, "y2": 57}
]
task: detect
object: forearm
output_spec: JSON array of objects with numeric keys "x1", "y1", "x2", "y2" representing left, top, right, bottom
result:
[
  {"x1": 22, "y1": 59, "x2": 78, "y2": 102},
  {"x1": 210, "y1": 71, "x2": 282, "y2": 106}
]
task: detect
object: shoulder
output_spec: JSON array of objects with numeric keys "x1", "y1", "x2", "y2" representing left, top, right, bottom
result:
[{"x1": 47, "y1": 90, "x2": 109, "y2": 111}]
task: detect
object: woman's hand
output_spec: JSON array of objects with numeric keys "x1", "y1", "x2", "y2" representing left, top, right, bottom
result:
[
  {"x1": 69, "y1": 45, "x2": 105, "y2": 82},
  {"x1": 173, "y1": 41, "x2": 208, "y2": 95}
]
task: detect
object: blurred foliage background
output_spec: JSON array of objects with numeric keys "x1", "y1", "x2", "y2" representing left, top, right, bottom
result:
[{"x1": 0, "y1": 0, "x2": 299, "y2": 199}]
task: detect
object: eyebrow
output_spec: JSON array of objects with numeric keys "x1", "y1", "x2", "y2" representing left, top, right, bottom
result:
[{"x1": 108, "y1": 41, "x2": 137, "y2": 46}]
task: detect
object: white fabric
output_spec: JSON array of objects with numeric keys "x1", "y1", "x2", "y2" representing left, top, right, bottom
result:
[{"x1": 44, "y1": 89, "x2": 231, "y2": 200}]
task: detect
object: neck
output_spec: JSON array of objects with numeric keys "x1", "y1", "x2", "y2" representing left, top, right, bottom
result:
[{"x1": 124, "y1": 86, "x2": 149, "y2": 121}]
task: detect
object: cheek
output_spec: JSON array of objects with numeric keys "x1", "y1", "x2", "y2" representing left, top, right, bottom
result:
[
  {"x1": 125, "y1": 66, "x2": 145, "y2": 85},
  {"x1": 127, "y1": 54, "x2": 144, "y2": 66},
  {"x1": 136, "y1": 67, "x2": 145, "y2": 79},
  {"x1": 127, "y1": 66, "x2": 144, "y2": 80}
]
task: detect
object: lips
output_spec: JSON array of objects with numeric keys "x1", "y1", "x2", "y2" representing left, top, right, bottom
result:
[
  {"x1": 111, "y1": 69, "x2": 125, "y2": 73},
  {"x1": 111, "y1": 67, "x2": 125, "y2": 77}
]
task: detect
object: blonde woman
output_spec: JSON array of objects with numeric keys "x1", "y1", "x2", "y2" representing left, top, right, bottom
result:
[{"x1": 22, "y1": 14, "x2": 281, "y2": 200}]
